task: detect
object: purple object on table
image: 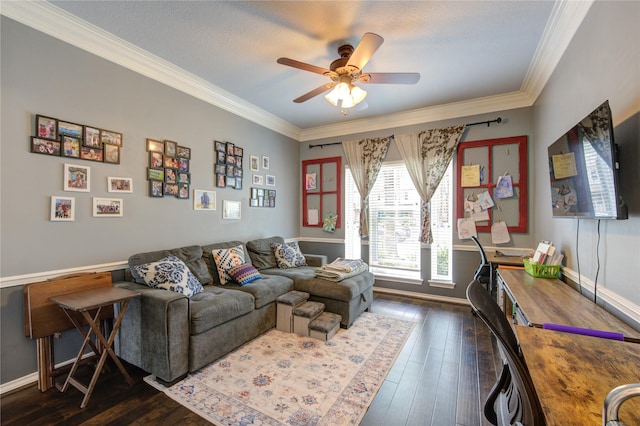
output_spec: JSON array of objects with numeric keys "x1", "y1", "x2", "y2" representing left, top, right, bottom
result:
[{"x1": 542, "y1": 323, "x2": 624, "y2": 341}]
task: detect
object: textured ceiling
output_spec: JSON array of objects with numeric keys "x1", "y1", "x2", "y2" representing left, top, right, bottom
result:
[{"x1": 45, "y1": 0, "x2": 556, "y2": 132}]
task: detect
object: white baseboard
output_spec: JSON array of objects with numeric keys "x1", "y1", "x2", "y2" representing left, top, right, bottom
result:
[{"x1": 373, "y1": 286, "x2": 469, "y2": 306}]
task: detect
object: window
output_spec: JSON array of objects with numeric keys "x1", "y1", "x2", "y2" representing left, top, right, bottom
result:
[
  {"x1": 344, "y1": 168, "x2": 361, "y2": 259},
  {"x1": 429, "y1": 162, "x2": 453, "y2": 282},
  {"x1": 366, "y1": 162, "x2": 421, "y2": 279}
]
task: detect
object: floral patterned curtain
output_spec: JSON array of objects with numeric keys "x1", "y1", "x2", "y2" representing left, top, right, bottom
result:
[
  {"x1": 396, "y1": 125, "x2": 466, "y2": 243},
  {"x1": 342, "y1": 136, "x2": 392, "y2": 238}
]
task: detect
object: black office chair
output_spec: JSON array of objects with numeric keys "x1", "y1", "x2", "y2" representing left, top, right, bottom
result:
[
  {"x1": 471, "y1": 236, "x2": 491, "y2": 289},
  {"x1": 467, "y1": 280, "x2": 546, "y2": 426}
]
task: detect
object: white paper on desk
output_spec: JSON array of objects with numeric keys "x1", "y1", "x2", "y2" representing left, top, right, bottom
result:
[
  {"x1": 457, "y1": 218, "x2": 477, "y2": 239},
  {"x1": 491, "y1": 221, "x2": 510, "y2": 244},
  {"x1": 307, "y1": 209, "x2": 319, "y2": 225}
]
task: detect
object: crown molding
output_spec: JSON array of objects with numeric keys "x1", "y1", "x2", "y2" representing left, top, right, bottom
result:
[{"x1": 0, "y1": 1, "x2": 302, "y2": 141}]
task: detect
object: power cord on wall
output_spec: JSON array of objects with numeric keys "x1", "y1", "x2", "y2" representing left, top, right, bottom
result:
[
  {"x1": 593, "y1": 219, "x2": 601, "y2": 304},
  {"x1": 576, "y1": 219, "x2": 583, "y2": 295}
]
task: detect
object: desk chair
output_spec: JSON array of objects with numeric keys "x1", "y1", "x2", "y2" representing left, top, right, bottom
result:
[
  {"x1": 467, "y1": 280, "x2": 546, "y2": 426},
  {"x1": 471, "y1": 236, "x2": 491, "y2": 290}
]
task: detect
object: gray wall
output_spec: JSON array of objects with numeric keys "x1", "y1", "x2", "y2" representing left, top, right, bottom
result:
[
  {"x1": 1, "y1": 17, "x2": 298, "y2": 384},
  {"x1": 532, "y1": 1, "x2": 640, "y2": 306}
]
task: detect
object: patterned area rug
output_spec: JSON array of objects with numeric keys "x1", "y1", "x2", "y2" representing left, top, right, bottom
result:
[{"x1": 145, "y1": 312, "x2": 415, "y2": 425}]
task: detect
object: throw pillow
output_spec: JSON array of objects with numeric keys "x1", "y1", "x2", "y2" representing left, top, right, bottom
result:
[
  {"x1": 212, "y1": 245, "x2": 245, "y2": 284},
  {"x1": 133, "y1": 255, "x2": 203, "y2": 297},
  {"x1": 227, "y1": 263, "x2": 262, "y2": 285},
  {"x1": 271, "y1": 241, "x2": 307, "y2": 269}
]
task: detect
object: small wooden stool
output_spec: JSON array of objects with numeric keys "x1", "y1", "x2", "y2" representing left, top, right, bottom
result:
[
  {"x1": 276, "y1": 291, "x2": 309, "y2": 333},
  {"x1": 293, "y1": 301, "x2": 324, "y2": 336},
  {"x1": 309, "y1": 312, "x2": 342, "y2": 341}
]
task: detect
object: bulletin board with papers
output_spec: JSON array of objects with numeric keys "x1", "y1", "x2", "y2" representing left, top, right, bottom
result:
[{"x1": 456, "y1": 136, "x2": 528, "y2": 240}]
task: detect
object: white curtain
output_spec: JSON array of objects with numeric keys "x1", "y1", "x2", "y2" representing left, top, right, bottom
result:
[
  {"x1": 342, "y1": 136, "x2": 392, "y2": 238},
  {"x1": 396, "y1": 125, "x2": 466, "y2": 243}
]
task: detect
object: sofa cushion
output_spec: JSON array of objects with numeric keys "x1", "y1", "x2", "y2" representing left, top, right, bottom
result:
[
  {"x1": 132, "y1": 255, "x2": 204, "y2": 298},
  {"x1": 228, "y1": 263, "x2": 262, "y2": 285},
  {"x1": 212, "y1": 245, "x2": 245, "y2": 285},
  {"x1": 128, "y1": 245, "x2": 212, "y2": 285},
  {"x1": 217, "y1": 274, "x2": 293, "y2": 309},
  {"x1": 188, "y1": 287, "x2": 255, "y2": 335},
  {"x1": 201, "y1": 241, "x2": 246, "y2": 285},
  {"x1": 245, "y1": 236, "x2": 284, "y2": 270},
  {"x1": 271, "y1": 241, "x2": 307, "y2": 269}
]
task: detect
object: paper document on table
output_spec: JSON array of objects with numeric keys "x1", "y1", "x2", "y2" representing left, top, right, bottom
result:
[{"x1": 491, "y1": 221, "x2": 510, "y2": 244}]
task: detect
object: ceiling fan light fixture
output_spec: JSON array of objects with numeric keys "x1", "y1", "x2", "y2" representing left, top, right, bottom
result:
[{"x1": 325, "y1": 82, "x2": 367, "y2": 110}]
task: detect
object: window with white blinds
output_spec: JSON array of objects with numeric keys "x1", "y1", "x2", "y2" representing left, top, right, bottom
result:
[
  {"x1": 367, "y1": 162, "x2": 421, "y2": 276},
  {"x1": 429, "y1": 162, "x2": 453, "y2": 282}
]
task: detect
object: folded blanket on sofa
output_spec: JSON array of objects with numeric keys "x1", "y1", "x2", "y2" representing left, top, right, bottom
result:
[
  {"x1": 314, "y1": 262, "x2": 368, "y2": 282},
  {"x1": 321, "y1": 258, "x2": 367, "y2": 273}
]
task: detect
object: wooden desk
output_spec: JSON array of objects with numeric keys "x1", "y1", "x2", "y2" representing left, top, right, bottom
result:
[
  {"x1": 487, "y1": 252, "x2": 525, "y2": 295},
  {"x1": 517, "y1": 326, "x2": 640, "y2": 426},
  {"x1": 49, "y1": 287, "x2": 139, "y2": 408},
  {"x1": 498, "y1": 269, "x2": 640, "y2": 343}
]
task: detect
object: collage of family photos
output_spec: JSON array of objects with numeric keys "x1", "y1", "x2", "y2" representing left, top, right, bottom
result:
[
  {"x1": 32, "y1": 114, "x2": 122, "y2": 164},
  {"x1": 214, "y1": 140, "x2": 244, "y2": 190},
  {"x1": 146, "y1": 138, "x2": 191, "y2": 199}
]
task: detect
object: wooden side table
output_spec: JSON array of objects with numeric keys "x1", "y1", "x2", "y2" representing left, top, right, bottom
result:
[{"x1": 49, "y1": 286, "x2": 139, "y2": 408}]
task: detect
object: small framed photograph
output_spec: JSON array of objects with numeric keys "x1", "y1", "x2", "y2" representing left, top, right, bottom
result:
[
  {"x1": 149, "y1": 180, "x2": 163, "y2": 197},
  {"x1": 31, "y1": 137, "x2": 61, "y2": 156},
  {"x1": 251, "y1": 188, "x2": 258, "y2": 198},
  {"x1": 147, "y1": 138, "x2": 164, "y2": 153},
  {"x1": 164, "y1": 140, "x2": 178, "y2": 157},
  {"x1": 266, "y1": 175, "x2": 276, "y2": 186},
  {"x1": 226, "y1": 155, "x2": 236, "y2": 166},
  {"x1": 50, "y1": 196, "x2": 75, "y2": 221},
  {"x1": 216, "y1": 174, "x2": 226, "y2": 188},
  {"x1": 253, "y1": 174, "x2": 264, "y2": 185},
  {"x1": 226, "y1": 142, "x2": 235, "y2": 156},
  {"x1": 257, "y1": 188, "x2": 265, "y2": 197},
  {"x1": 235, "y1": 156, "x2": 243, "y2": 168},
  {"x1": 104, "y1": 143, "x2": 120, "y2": 164},
  {"x1": 250, "y1": 155, "x2": 259, "y2": 171},
  {"x1": 226, "y1": 164, "x2": 235, "y2": 177},
  {"x1": 234, "y1": 168, "x2": 243, "y2": 178},
  {"x1": 235, "y1": 178, "x2": 243, "y2": 190},
  {"x1": 36, "y1": 115, "x2": 57, "y2": 140},
  {"x1": 149, "y1": 151, "x2": 163, "y2": 169},
  {"x1": 84, "y1": 126, "x2": 102, "y2": 148},
  {"x1": 101, "y1": 129, "x2": 123, "y2": 146},
  {"x1": 147, "y1": 168, "x2": 165, "y2": 181},
  {"x1": 177, "y1": 183, "x2": 189, "y2": 199},
  {"x1": 222, "y1": 200, "x2": 241, "y2": 220},
  {"x1": 226, "y1": 176, "x2": 236, "y2": 188},
  {"x1": 250, "y1": 198, "x2": 258, "y2": 207},
  {"x1": 107, "y1": 176, "x2": 133, "y2": 193},
  {"x1": 58, "y1": 120, "x2": 83, "y2": 138},
  {"x1": 165, "y1": 168, "x2": 177, "y2": 184},
  {"x1": 164, "y1": 156, "x2": 178, "y2": 169},
  {"x1": 217, "y1": 151, "x2": 226, "y2": 164},
  {"x1": 262, "y1": 156, "x2": 270, "y2": 170},
  {"x1": 164, "y1": 183, "x2": 179, "y2": 196},
  {"x1": 64, "y1": 163, "x2": 90, "y2": 192},
  {"x1": 214, "y1": 140, "x2": 225, "y2": 152},
  {"x1": 80, "y1": 146, "x2": 103, "y2": 162},
  {"x1": 215, "y1": 164, "x2": 225, "y2": 175},
  {"x1": 178, "y1": 157, "x2": 189, "y2": 172},
  {"x1": 61, "y1": 135, "x2": 81, "y2": 158},
  {"x1": 178, "y1": 172, "x2": 190, "y2": 184},
  {"x1": 177, "y1": 146, "x2": 191, "y2": 159},
  {"x1": 194, "y1": 189, "x2": 216, "y2": 210},
  {"x1": 234, "y1": 146, "x2": 243, "y2": 156},
  {"x1": 93, "y1": 197, "x2": 123, "y2": 217}
]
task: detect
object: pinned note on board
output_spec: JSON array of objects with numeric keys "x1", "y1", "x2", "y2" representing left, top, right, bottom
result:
[{"x1": 491, "y1": 221, "x2": 510, "y2": 244}]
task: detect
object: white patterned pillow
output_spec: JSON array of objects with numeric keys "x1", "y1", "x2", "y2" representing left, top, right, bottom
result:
[
  {"x1": 212, "y1": 245, "x2": 245, "y2": 284},
  {"x1": 271, "y1": 241, "x2": 307, "y2": 269},
  {"x1": 133, "y1": 255, "x2": 203, "y2": 297}
]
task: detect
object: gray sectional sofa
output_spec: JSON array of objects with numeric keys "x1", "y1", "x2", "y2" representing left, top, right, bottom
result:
[{"x1": 114, "y1": 236, "x2": 374, "y2": 385}]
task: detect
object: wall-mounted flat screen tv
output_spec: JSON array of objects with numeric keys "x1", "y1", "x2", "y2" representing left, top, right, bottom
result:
[{"x1": 547, "y1": 100, "x2": 627, "y2": 219}]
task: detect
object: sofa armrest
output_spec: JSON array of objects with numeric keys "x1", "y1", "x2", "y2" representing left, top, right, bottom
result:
[
  {"x1": 304, "y1": 254, "x2": 327, "y2": 267},
  {"x1": 113, "y1": 281, "x2": 190, "y2": 383}
]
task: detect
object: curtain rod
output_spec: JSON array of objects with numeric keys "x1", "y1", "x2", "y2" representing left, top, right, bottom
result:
[{"x1": 308, "y1": 117, "x2": 502, "y2": 149}]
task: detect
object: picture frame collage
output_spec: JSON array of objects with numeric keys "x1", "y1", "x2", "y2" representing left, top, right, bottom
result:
[
  {"x1": 215, "y1": 140, "x2": 243, "y2": 190},
  {"x1": 32, "y1": 114, "x2": 122, "y2": 164},
  {"x1": 249, "y1": 187, "x2": 276, "y2": 208},
  {"x1": 146, "y1": 138, "x2": 191, "y2": 199}
]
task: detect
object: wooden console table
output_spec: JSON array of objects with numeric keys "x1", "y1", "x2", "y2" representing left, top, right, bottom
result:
[
  {"x1": 517, "y1": 326, "x2": 640, "y2": 425},
  {"x1": 497, "y1": 269, "x2": 640, "y2": 343},
  {"x1": 49, "y1": 286, "x2": 139, "y2": 408}
]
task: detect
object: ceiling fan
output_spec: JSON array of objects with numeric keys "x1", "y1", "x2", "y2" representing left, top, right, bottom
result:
[{"x1": 277, "y1": 32, "x2": 420, "y2": 113}]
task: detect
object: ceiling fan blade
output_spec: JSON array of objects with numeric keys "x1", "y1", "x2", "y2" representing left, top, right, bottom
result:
[
  {"x1": 360, "y1": 73, "x2": 421, "y2": 84},
  {"x1": 293, "y1": 83, "x2": 335, "y2": 103},
  {"x1": 347, "y1": 32, "x2": 384, "y2": 71},
  {"x1": 277, "y1": 57, "x2": 331, "y2": 76}
]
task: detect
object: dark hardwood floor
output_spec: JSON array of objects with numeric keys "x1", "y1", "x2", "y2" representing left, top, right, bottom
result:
[{"x1": 1, "y1": 293, "x2": 499, "y2": 426}]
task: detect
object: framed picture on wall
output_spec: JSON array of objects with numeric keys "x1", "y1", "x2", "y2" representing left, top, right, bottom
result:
[
  {"x1": 63, "y1": 163, "x2": 90, "y2": 192},
  {"x1": 84, "y1": 126, "x2": 102, "y2": 148},
  {"x1": 149, "y1": 180, "x2": 163, "y2": 197},
  {"x1": 93, "y1": 197, "x2": 123, "y2": 217},
  {"x1": 147, "y1": 138, "x2": 164, "y2": 153},
  {"x1": 222, "y1": 200, "x2": 241, "y2": 219},
  {"x1": 36, "y1": 115, "x2": 57, "y2": 140},
  {"x1": 147, "y1": 168, "x2": 164, "y2": 181},
  {"x1": 266, "y1": 175, "x2": 275, "y2": 186},
  {"x1": 58, "y1": 120, "x2": 83, "y2": 138},
  {"x1": 61, "y1": 136, "x2": 81, "y2": 158},
  {"x1": 50, "y1": 196, "x2": 75, "y2": 221},
  {"x1": 31, "y1": 137, "x2": 61, "y2": 156},
  {"x1": 250, "y1": 155, "x2": 259, "y2": 171},
  {"x1": 101, "y1": 129, "x2": 123, "y2": 146},
  {"x1": 215, "y1": 140, "x2": 225, "y2": 152},
  {"x1": 194, "y1": 189, "x2": 216, "y2": 210},
  {"x1": 104, "y1": 143, "x2": 120, "y2": 164},
  {"x1": 80, "y1": 146, "x2": 103, "y2": 162},
  {"x1": 262, "y1": 156, "x2": 270, "y2": 170},
  {"x1": 107, "y1": 176, "x2": 133, "y2": 193},
  {"x1": 177, "y1": 146, "x2": 191, "y2": 159},
  {"x1": 164, "y1": 140, "x2": 177, "y2": 157}
]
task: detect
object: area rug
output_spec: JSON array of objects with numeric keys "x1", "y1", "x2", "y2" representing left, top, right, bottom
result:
[{"x1": 145, "y1": 312, "x2": 415, "y2": 425}]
